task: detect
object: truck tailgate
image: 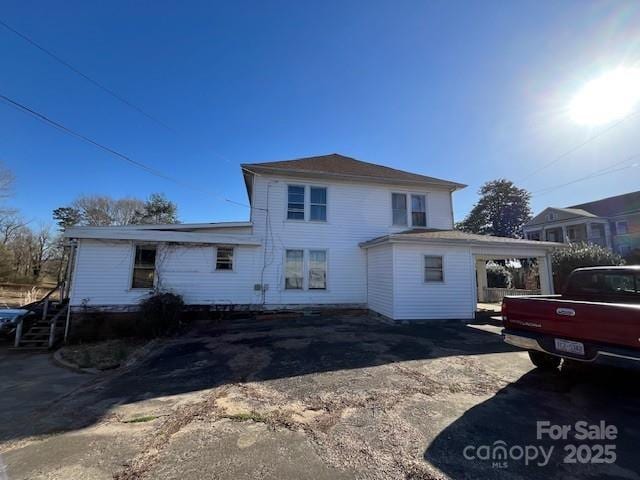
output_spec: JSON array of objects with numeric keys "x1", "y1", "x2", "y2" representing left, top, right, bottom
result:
[{"x1": 503, "y1": 296, "x2": 640, "y2": 350}]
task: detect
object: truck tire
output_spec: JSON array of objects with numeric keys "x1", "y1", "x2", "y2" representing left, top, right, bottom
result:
[{"x1": 528, "y1": 351, "x2": 561, "y2": 371}]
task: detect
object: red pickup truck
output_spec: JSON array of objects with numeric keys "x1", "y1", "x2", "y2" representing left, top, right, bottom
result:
[{"x1": 502, "y1": 266, "x2": 640, "y2": 370}]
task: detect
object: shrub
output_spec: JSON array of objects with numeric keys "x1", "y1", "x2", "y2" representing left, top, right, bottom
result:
[
  {"x1": 136, "y1": 291, "x2": 185, "y2": 338},
  {"x1": 552, "y1": 242, "x2": 624, "y2": 292},
  {"x1": 486, "y1": 263, "x2": 512, "y2": 288}
]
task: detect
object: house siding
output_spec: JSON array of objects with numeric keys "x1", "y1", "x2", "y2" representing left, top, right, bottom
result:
[
  {"x1": 366, "y1": 244, "x2": 394, "y2": 318},
  {"x1": 250, "y1": 174, "x2": 454, "y2": 306},
  {"x1": 70, "y1": 239, "x2": 261, "y2": 306},
  {"x1": 392, "y1": 244, "x2": 475, "y2": 320}
]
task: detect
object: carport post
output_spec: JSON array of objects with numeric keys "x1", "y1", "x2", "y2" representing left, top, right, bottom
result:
[
  {"x1": 475, "y1": 259, "x2": 488, "y2": 302},
  {"x1": 538, "y1": 255, "x2": 554, "y2": 295}
]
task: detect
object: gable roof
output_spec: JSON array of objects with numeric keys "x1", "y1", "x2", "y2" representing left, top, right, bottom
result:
[
  {"x1": 241, "y1": 153, "x2": 466, "y2": 190},
  {"x1": 524, "y1": 207, "x2": 600, "y2": 227},
  {"x1": 569, "y1": 190, "x2": 640, "y2": 217}
]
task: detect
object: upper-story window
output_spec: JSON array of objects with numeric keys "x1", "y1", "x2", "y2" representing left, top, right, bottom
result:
[
  {"x1": 310, "y1": 187, "x2": 327, "y2": 221},
  {"x1": 546, "y1": 212, "x2": 556, "y2": 221},
  {"x1": 287, "y1": 185, "x2": 327, "y2": 222},
  {"x1": 287, "y1": 185, "x2": 305, "y2": 220},
  {"x1": 392, "y1": 193, "x2": 427, "y2": 227}
]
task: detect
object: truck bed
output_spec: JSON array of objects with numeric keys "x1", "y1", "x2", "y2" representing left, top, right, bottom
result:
[{"x1": 502, "y1": 295, "x2": 640, "y2": 351}]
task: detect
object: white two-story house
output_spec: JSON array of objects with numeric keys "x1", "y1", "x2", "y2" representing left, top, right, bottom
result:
[{"x1": 64, "y1": 154, "x2": 559, "y2": 321}]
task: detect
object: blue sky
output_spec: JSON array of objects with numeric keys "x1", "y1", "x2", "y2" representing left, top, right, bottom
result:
[{"x1": 2, "y1": 0, "x2": 640, "y2": 225}]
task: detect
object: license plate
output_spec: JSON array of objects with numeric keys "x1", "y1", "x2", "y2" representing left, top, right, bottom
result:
[{"x1": 554, "y1": 338, "x2": 585, "y2": 356}]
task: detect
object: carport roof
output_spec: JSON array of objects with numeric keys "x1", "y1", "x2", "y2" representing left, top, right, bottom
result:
[{"x1": 359, "y1": 229, "x2": 563, "y2": 249}]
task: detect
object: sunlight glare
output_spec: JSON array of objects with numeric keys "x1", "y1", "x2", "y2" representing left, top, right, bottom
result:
[{"x1": 569, "y1": 67, "x2": 640, "y2": 125}]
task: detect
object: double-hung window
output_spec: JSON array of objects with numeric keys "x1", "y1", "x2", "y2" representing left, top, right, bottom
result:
[
  {"x1": 285, "y1": 249, "x2": 304, "y2": 289},
  {"x1": 285, "y1": 249, "x2": 327, "y2": 290},
  {"x1": 308, "y1": 250, "x2": 327, "y2": 289},
  {"x1": 411, "y1": 195, "x2": 426, "y2": 227},
  {"x1": 215, "y1": 246, "x2": 234, "y2": 271},
  {"x1": 424, "y1": 256, "x2": 444, "y2": 282},
  {"x1": 392, "y1": 193, "x2": 426, "y2": 227},
  {"x1": 287, "y1": 185, "x2": 327, "y2": 222},
  {"x1": 310, "y1": 187, "x2": 327, "y2": 221},
  {"x1": 132, "y1": 245, "x2": 157, "y2": 289},
  {"x1": 392, "y1": 193, "x2": 408, "y2": 226},
  {"x1": 287, "y1": 185, "x2": 305, "y2": 220}
]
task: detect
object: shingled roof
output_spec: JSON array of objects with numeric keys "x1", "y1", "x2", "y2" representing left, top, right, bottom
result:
[
  {"x1": 569, "y1": 190, "x2": 640, "y2": 217},
  {"x1": 241, "y1": 153, "x2": 466, "y2": 190}
]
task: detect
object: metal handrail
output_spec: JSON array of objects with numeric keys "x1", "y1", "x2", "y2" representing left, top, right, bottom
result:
[{"x1": 14, "y1": 281, "x2": 67, "y2": 348}]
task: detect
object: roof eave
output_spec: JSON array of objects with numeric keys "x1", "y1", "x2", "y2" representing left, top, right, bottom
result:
[
  {"x1": 241, "y1": 165, "x2": 466, "y2": 190},
  {"x1": 360, "y1": 235, "x2": 565, "y2": 250}
]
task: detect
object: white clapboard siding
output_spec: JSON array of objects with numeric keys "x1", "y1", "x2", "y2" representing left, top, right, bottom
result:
[
  {"x1": 250, "y1": 175, "x2": 454, "y2": 306},
  {"x1": 70, "y1": 240, "x2": 262, "y2": 306},
  {"x1": 392, "y1": 244, "x2": 476, "y2": 320},
  {"x1": 366, "y1": 244, "x2": 394, "y2": 318}
]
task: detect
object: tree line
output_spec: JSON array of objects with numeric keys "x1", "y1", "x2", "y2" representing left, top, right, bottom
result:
[{"x1": 0, "y1": 163, "x2": 179, "y2": 285}]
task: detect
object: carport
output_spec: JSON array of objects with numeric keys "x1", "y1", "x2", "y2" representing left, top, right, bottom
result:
[{"x1": 361, "y1": 229, "x2": 561, "y2": 321}]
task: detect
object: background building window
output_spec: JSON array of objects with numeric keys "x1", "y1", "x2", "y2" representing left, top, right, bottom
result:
[
  {"x1": 392, "y1": 193, "x2": 407, "y2": 226},
  {"x1": 616, "y1": 221, "x2": 629, "y2": 235},
  {"x1": 411, "y1": 195, "x2": 427, "y2": 227},
  {"x1": 308, "y1": 250, "x2": 327, "y2": 289},
  {"x1": 132, "y1": 245, "x2": 156, "y2": 289},
  {"x1": 216, "y1": 246, "x2": 234, "y2": 270},
  {"x1": 310, "y1": 187, "x2": 327, "y2": 221},
  {"x1": 287, "y1": 185, "x2": 305, "y2": 220},
  {"x1": 424, "y1": 255, "x2": 443, "y2": 282},
  {"x1": 285, "y1": 249, "x2": 304, "y2": 289}
]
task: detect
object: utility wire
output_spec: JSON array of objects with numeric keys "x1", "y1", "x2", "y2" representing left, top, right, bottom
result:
[
  {"x1": 0, "y1": 93, "x2": 254, "y2": 209},
  {"x1": 0, "y1": 19, "x2": 173, "y2": 131},
  {"x1": 517, "y1": 109, "x2": 640, "y2": 183},
  {"x1": 532, "y1": 154, "x2": 640, "y2": 197}
]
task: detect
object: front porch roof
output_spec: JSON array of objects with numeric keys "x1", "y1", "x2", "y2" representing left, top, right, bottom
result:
[{"x1": 359, "y1": 229, "x2": 562, "y2": 250}]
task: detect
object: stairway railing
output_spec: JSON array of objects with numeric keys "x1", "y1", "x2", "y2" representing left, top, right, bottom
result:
[{"x1": 14, "y1": 281, "x2": 66, "y2": 348}]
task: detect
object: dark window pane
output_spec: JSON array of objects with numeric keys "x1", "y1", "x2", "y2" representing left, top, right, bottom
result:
[
  {"x1": 132, "y1": 268, "x2": 154, "y2": 289},
  {"x1": 135, "y1": 246, "x2": 156, "y2": 267},
  {"x1": 216, "y1": 247, "x2": 234, "y2": 270},
  {"x1": 310, "y1": 187, "x2": 326, "y2": 204},
  {"x1": 310, "y1": 205, "x2": 326, "y2": 221},
  {"x1": 392, "y1": 193, "x2": 407, "y2": 226},
  {"x1": 411, "y1": 195, "x2": 426, "y2": 226},
  {"x1": 287, "y1": 209, "x2": 305, "y2": 220}
]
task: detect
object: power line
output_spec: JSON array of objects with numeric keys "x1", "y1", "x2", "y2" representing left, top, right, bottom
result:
[
  {"x1": 517, "y1": 109, "x2": 640, "y2": 183},
  {"x1": 0, "y1": 92, "x2": 253, "y2": 209},
  {"x1": 0, "y1": 19, "x2": 173, "y2": 131},
  {"x1": 531, "y1": 154, "x2": 640, "y2": 197}
]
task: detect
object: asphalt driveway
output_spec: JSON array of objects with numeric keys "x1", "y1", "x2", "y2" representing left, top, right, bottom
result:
[{"x1": 2, "y1": 314, "x2": 640, "y2": 479}]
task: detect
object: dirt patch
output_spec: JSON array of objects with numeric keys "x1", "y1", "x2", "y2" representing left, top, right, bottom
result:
[{"x1": 59, "y1": 339, "x2": 146, "y2": 370}]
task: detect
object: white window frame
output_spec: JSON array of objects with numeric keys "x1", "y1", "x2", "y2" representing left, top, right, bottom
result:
[
  {"x1": 130, "y1": 243, "x2": 157, "y2": 290},
  {"x1": 391, "y1": 192, "x2": 428, "y2": 228},
  {"x1": 391, "y1": 192, "x2": 408, "y2": 226},
  {"x1": 283, "y1": 248, "x2": 329, "y2": 291},
  {"x1": 308, "y1": 249, "x2": 328, "y2": 290},
  {"x1": 214, "y1": 246, "x2": 235, "y2": 272},
  {"x1": 286, "y1": 185, "x2": 306, "y2": 221},
  {"x1": 285, "y1": 184, "x2": 328, "y2": 223},
  {"x1": 423, "y1": 255, "x2": 444, "y2": 283},
  {"x1": 284, "y1": 249, "x2": 305, "y2": 290},
  {"x1": 616, "y1": 220, "x2": 629, "y2": 235}
]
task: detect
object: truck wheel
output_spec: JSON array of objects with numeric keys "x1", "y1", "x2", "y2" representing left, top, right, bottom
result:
[{"x1": 528, "y1": 351, "x2": 561, "y2": 371}]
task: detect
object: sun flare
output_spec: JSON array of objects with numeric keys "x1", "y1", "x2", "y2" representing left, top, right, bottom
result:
[{"x1": 569, "y1": 67, "x2": 640, "y2": 125}]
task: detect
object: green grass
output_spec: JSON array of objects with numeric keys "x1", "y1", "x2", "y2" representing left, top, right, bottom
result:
[{"x1": 123, "y1": 415, "x2": 158, "y2": 423}]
